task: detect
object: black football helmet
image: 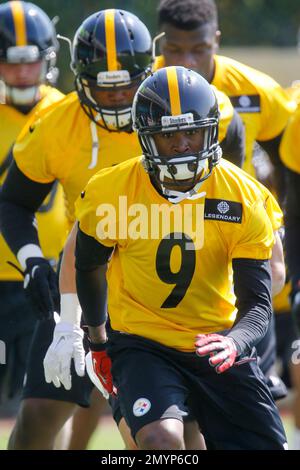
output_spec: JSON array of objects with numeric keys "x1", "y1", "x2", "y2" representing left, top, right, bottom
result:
[
  {"x1": 0, "y1": 1, "x2": 58, "y2": 105},
  {"x1": 71, "y1": 9, "x2": 152, "y2": 132},
  {"x1": 132, "y1": 66, "x2": 222, "y2": 198}
]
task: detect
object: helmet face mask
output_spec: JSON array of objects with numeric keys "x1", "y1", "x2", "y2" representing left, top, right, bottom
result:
[
  {"x1": 140, "y1": 122, "x2": 219, "y2": 191},
  {"x1": 133, "y1": 66, "x2": 222, "y2": 199},
  {"x1": 0, "y1": 1, "x2": 59, "y2": 106},
  {"x1": 72, "y1": 9, "x2": 152, "y2": 132},
  {"x1": 75, "y1": 74, "x2": 144, "y2": 132}
]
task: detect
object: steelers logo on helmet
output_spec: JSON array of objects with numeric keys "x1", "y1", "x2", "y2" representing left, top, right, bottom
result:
[
  {"x1": 71, "y1": 9, "x2": 152, "y2": 132},
  {"x1": 132, "y1": 66, "x2": 222, "y2": 202},
  {"x1": 0, "y1": 1, "x2": 59, "y2": 106}
]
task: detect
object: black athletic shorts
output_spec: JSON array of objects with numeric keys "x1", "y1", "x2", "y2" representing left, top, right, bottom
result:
[
  {"x1": 106, "y1": 330, "x2": 287, "y2": 449},
  {"x1": 22, "y1": 317, "x2": 94, "y2": 407},
  {"x1": 0, "y1": 281, "x2": 37, "y2": 400},
  {"x1": 109, "y1": 394, "x2": 123, "y2": 426}
]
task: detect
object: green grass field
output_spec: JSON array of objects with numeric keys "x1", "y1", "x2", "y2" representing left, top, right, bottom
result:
[
  {"x1": 0, "y1": 413, "x2": 295, "y2": 450},
  {"x1": 0, "y1": 415, "x2": 125, "y2": 450}
]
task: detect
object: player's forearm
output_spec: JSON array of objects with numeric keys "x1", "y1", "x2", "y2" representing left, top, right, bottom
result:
[
  {"x1": 88, "y1": 325, "x2": 108, "y2": 344},
  {"x1": 0, "y1": 198, "x2": 40, "y2": 261},
  {"x1": 75, "y1": 227, "x2": 113, "y2": 330},
  {"x1": 229, "y1": 258, "x2": 272, "y2": 356},
  {"x1": 271, "y1": 260, "x2": 286, "y2": 297},
  {"x1": 76, "y1": 265, "x2": 108, "y2": 329},
  {"x1": 59, "y1": 223, "x2": 82, "y2": 325},
  {"x1": 270, "y1": 231, "x2": 286, "y2": 297},
  {"x1": 59, "y1": 222, "x2": 78, "y2": 294},
  {"x1": 0, "y1": 161, "x2": 53, "y2": 262}
]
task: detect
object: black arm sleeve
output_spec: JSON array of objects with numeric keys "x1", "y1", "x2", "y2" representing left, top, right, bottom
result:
[
  {"x1": 75, "y1": 227, "x2": 114, "y2": 327},
  {"x1": 257, "y1": 132, "x2": 286, "y2": 205},
  {"x1": 228, "y1": 258, "x2": 272, "y2": 356},
  {"x1": 285, "y1": 168, "x2": 300, "y2": 291},
  {"x1": 220, "y1": 110, "x2": 245, "y2": 168},
  {"x1": 0, "y1": 161, "x2": 54, "y2": 255}
]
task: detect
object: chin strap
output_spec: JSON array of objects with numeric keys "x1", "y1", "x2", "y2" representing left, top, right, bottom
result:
[
  {"x1": 5, "y1": 85, "x2": 40, "y2": 106},
  {"x1": 164, "y1": 184, "x2": 206, "y2": 204},
  {"x1": 89, "y1": 121, "x2": 99, "y2": 169},
  {"x1": 158, "y1": 164, "x2": 207, "y2": 204}
]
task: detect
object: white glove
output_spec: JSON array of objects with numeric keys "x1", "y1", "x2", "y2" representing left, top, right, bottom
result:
[
  {"x1": 43, "y1": 321, "x2": 85, "y2": 390},
  {"x1": 85, "y1": 351, "x2": 109, "y2": 399}
]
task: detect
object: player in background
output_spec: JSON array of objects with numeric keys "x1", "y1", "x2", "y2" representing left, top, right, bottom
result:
[
  {"x1": 279, "y1": 105, "x2": 300, "y2": 448},
  {"x1": 155, "y1": 0, "x2": 295, "y2": 203},
  {"x1": 0, "y1": 8, "x2": 153, "y2": 449},
  {"x1": 0, "y1": 0, "x2": 67, "y2": 408}
]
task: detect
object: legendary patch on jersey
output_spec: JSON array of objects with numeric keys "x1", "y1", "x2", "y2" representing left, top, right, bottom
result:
[
  {"x1": 229, "y1": 95, "x2": 261, "y2": 113},
  {"x1": 204, "y1": 199, "x2": 242, "y2": 223}
]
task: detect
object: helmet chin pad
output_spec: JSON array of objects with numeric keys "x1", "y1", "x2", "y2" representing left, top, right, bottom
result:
[
  {"x1": 5, "y1": 85, "x2": 39, "y2": 105},
  {"x1": 157, "y1": 156, "x2": 208, "y2": 181},
  {"x1": 96, "y1": 106, "x2": 132, "y2": 131},
  {"x1": 76, "y1": 77, "x2": 134, "y2": 132}
]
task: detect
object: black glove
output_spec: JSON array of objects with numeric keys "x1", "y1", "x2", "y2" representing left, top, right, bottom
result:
[
  {"x1": 9, "y1": 257, "x2": 60, "y2": 320},
  {"x1": 291, "y1": 289, "x2": 300, "y2": 337}
]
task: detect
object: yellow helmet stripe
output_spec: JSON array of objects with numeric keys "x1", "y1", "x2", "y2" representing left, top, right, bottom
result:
[
  {"x1": 166, "y1": 67, "x2": 181, "y2": 115},
  {"x1": 105, "y1": 9, "x2": 118, "y2": 71},
  {"x1": 11, "y1": 1, "x2": 27, "y2": 46}
]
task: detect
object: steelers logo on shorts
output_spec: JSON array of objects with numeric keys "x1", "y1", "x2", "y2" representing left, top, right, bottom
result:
[{"x1": 133, "y1": 398, "x2": 151, "y2": 417}]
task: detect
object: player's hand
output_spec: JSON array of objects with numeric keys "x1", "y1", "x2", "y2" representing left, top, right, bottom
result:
[
  {"x1": 85, "y1": 351, "x2": 111, "y2": 399},
  {"x1": 195, "y1": 333, "x2": 238, "y2": 374},
  {"x1": 292, "y1": 291, "x2": 300, "y2": 336},
  {"x1": 88, "y1": 343, "x2": 117, "y2": 398},
  {"x1": 43, "y1": 321, "x2": 85, "y2": 390},
  {"x1": 23, "y1": 257, "x2": 60, "y2": 319}
]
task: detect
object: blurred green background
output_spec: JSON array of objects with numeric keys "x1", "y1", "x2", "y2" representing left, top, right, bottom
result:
[{"x1": 6, "y1": 0, "x2": 299, "y2": 92}]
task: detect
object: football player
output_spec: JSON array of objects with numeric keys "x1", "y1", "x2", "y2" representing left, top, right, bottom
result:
[
  {"x1": 279, "y1": 105, "x2": 300, "y2": 448},
  {"x1": 0, "y1": 7, "x2": 248, "y2": 449},
  {"x1": 74, "y1": 66, "x2": 287, "y2": 449},
  {"x1": 155, "y1": 0, "x2": 290, "y2": 403},
  {"x1": 156, "y1": 0, "x2": 295, "y2": 203},
  {"x1": 0, "y1": 8, "x2": 152, "y2": 449},
  {"x1": 0, "y1": 0, "x2": 67, "y2": 407}
]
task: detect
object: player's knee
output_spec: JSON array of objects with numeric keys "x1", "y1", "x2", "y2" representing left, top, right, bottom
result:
[
  {"x1": 136, "y1": 426, "x2": 184, "y2": 450},
  {"x1": 11, "y1": 399, "x2": 62, "y2": 448}
]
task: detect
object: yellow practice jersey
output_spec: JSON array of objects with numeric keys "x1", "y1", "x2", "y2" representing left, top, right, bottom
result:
[
  {"x1": 0, "y1": 85, "x2": 63, "y2": 162},
  {"x1": 13, "y1": 92, "x2": 143, "y2": 225},
  {"x1": 280, "y1": 104, "x2": 300, "y2": 174},
  {"x1": 273, "y1": 280, "x2": 291, "y2": 314},
  {"x1": 258, "y1": 183, "x2": 282, "y2": 231},
  {"x1": 153, "y1": 56, "x2": 233, "y2": 144},
  {"x1": 286, "y1": 81, "x2": 300, "y2": 105},
  {"x1": 211, "y1": 55, "x2": 295, "y2": 176},
  {"x1": 274, "y1": 80, "x2": 300, "y2": 313},
  {"x1": 76, "y1": 157, "x2": 276, "y2": 352},
  {"x1": 0, "y1": 85, "x2": 68, "y2": 281}
]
